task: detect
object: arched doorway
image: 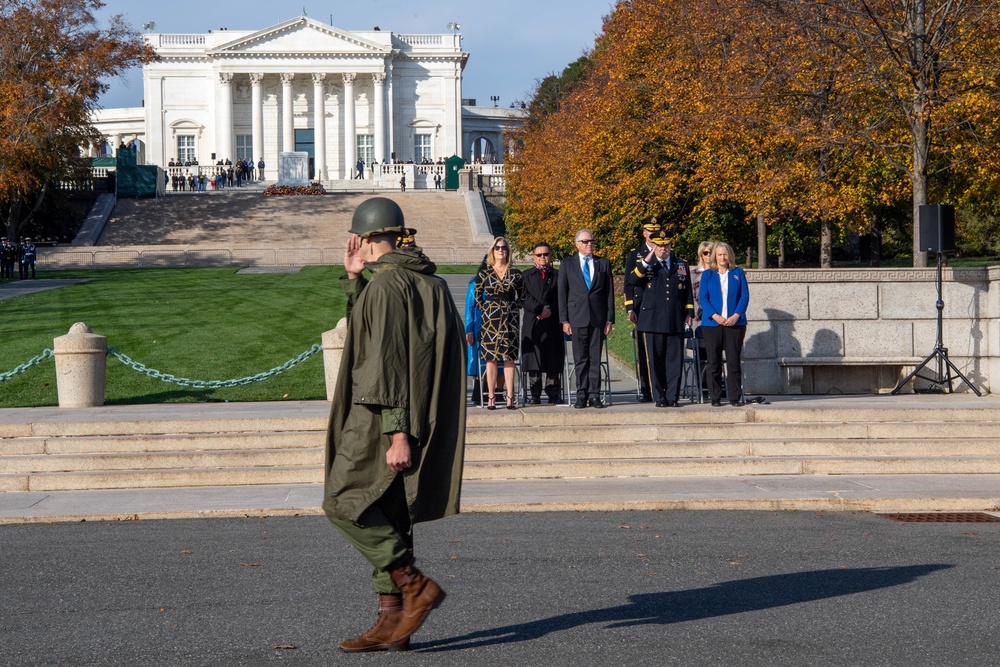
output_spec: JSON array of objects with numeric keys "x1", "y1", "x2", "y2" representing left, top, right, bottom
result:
[{"x1": 469, "y1": 136, "x2": 497, "y2": 163}]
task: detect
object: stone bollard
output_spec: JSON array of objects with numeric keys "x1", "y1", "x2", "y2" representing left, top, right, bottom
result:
[
  {"x1": 53, "y1": 322, "x2": 107, "y2": 408},
  {"x1": 322, "y1": 317, "x2": 348, "y2": 401}
]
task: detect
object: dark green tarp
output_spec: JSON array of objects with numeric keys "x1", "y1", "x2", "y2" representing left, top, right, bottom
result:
[{"x1": 113, "y1": 147, "x2": 163, "y2": 197}]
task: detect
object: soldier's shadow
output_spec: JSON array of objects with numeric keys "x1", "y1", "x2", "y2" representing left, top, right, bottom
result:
[{"x1": 417, "y1": 564, "x2": 951, "y2": 651}]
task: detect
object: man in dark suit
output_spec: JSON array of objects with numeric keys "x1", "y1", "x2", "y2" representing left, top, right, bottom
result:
[
  {"x1": 558, "y1": 229, "x2": 615, "y2": 408},
  {"x1": 624, "y1": 232, "x2": 693, "y2": 406},
  {"x1": 521, "y1": 242, "x2": 564, "y2": 404}
]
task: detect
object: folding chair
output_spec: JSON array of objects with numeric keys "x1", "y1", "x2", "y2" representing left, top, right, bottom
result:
[
  {"x1": 561, "y1": 333, "x2": 613, "y2": 406},
  {"x1": 680, "y1": 332, "x2": 704, "y2": 403},
  {"x1": 630, "y1": 328, "x2": 643, "y2": 400}
]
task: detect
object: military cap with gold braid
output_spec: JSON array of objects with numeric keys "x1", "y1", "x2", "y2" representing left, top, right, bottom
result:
[
  {"x1": 649, "y1": 231, "x2": 673, "y2": 246},
  {"x1": 640, "y1": 215, "x2": 663, "y2": 233},
  {"x1": 400, "y1": 227, "x2": 417, "y2": 246}
]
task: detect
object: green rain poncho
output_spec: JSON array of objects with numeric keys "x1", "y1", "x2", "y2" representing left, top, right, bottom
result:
[{"x1": 323, "y1": 248, "x2": 466, "y2": 524}]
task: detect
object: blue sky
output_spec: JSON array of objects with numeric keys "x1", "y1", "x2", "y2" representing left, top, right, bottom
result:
[{"x1": 94, "y1": 0, "x2": 615, "y2": 110}]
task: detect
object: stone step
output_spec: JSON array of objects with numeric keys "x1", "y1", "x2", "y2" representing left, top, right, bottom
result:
[
  {"x1": 0, "y1": 417, "x2": 327, "y2": 439},
  {"x1": 8, "y1": 453, "x2": 1000, "y2": 492},
  {"x1": 2, "y1": 466, "x2": 324, "y2": 492},
  {"x1": 7, "y1": 432, "x2": 321, "y2": 456},
  {"x1": 6, "y1": 408, "x2": 997, "y2": 439},
  {"x1": 98, "y1": 192, "x2": 473, "y2": 248},
  {"x1": 8, "y1": 403, "x2": 1000, "y2": 440},
  {"x1": 4, "y1": 422, "x2": 991, "y2": 459},
  {"x1": 3, "y1": 447, "x2": 323, "y2": 474},
  {"x1": 467, "y1": 406, "x2": 1000, "y2": 427},
  {"x1": 6, "y1": 436, "x2": 993, "y2": 475},
  {"x1": 462, "y1": 456, "x2": 1000, "y2": 480},
  {"x1": 465, "y1": 421, "x2": 1000, "y2": 444},
  {"x1": 5, "y1": 401, "x2": 1000, "y2": 492},
  {"x1": 465, "y1": 438, "x2": 1000, "y2": 461}
]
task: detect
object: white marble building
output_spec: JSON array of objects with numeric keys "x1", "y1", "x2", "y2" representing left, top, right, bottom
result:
[{"x1": 92, "y1": 16, "x2": 499, "y2": 180}]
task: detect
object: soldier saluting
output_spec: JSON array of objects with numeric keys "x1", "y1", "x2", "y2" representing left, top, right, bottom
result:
[
  {"x1": 624, "y1": 217, "x2": 664, "y2": 402},
  {"x1": 323, "y1": 198, "x2": 465, "y2": 653},
  {"x1": 624, "y1": 231, "x2": 693, "y2": 407}
]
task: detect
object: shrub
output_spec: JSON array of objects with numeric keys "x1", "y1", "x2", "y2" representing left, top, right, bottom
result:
[{"x1": 262, "y1": 184, "x2": 326, "y2": 196}]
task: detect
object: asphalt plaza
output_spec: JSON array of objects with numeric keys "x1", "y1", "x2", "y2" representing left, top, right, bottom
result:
[{"x1": 2, "y1": 510, "x2": 998, "y2": 666}]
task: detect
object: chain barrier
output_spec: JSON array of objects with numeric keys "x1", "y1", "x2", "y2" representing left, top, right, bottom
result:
[
  {"x1": 0, "y1": 349, "x2": 55, "y2": 382},
  {"x1": 107, "y1": 344, "x2": 322, "y2": 389}
]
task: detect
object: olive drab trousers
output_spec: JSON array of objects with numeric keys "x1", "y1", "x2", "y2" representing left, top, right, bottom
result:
[{"x1": 327, "y1": 475, "x2": 413, "y2": 594}]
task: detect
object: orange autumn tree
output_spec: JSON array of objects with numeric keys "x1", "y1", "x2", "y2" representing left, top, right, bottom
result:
[
  {"x1": 506, "y1": 0, "x2": 711, "y2": 268},
  {"x1": 508, "y1": 0, "x2": 888, "y2": 268},
  {"x1": 0, "y1": 0, "x2": 155, "y2": 239},
  {"x1": 759, "y1": 0, "x2": 1000, "y2": 267},
  {"x1": 688, "y1": 0, "x2": 884, "y2": 268}
]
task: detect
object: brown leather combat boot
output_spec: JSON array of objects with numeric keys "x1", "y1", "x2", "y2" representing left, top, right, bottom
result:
[
  {"x1": 339, "y1": 594, "x2": 408, "y2": 653},
  {"x1": 386, "y1": 553, "x2": 446, "y2": 648}
]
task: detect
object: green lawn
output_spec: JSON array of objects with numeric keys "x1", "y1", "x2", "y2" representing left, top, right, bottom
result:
[
  {"x1": 607, "y1": 294, "x2": 635, "y2": 369},
  {"x1": 0, "y1": 267, "x2": 352, "y2": 408}
]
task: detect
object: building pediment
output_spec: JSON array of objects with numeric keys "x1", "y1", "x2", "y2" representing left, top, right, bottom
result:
[{"x1": 209, "y1": 17, "x2": 391, "y2": 58}]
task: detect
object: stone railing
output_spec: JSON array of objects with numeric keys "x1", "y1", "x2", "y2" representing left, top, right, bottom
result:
[
  {"x1": 470, "y1": 163, "x2": 506, "y2": 175},
  {"x1": 155, "y1": 34, "x2": 207, "y2": 47},
  {"x1": 740, "y1": 266, "x2": 997, "y2": 395},
  {"x1": 395, "y1": 34, "x2": 444, "y2": 46}
]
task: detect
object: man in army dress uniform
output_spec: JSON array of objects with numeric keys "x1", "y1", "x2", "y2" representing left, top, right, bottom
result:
[
  {"x1": 19, "y1": 237, "x2": 36, "y2": 279},
  {"x1": 624, "y1": 231, "x2": 693, "y2": 406},
  {"x1": 324, "y1": 197, "x2": 466, "y2": 653},
  {"x1": 521, "y1": 242, "x2": 564, "y2": 404},
  {"x1": 1, "y1": 238, "x2": 16, "y2": 280},
  {"x1": 399, "y1": 227, "x2": 418, "y2": 248},
  {"x1": 624, "y1": 217, "x2": 664, "y2": 402}
]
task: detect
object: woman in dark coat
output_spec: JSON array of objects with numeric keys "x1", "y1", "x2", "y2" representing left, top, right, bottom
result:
[{"x1": 475, "y1": 237, "x2": 524, "y2": 409}]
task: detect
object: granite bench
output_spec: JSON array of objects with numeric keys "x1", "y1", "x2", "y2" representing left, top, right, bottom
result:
[{"x1": 777, "y1": 356, "x2": 924, "y2": 394}]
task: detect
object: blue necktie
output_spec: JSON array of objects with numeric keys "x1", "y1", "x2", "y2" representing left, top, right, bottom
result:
[{"x1": 583, "y1": 257, "x2": 592, "y2": 289}]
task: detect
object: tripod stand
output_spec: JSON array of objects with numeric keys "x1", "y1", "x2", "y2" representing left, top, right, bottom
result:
[{"x1": 891, "y1": 251, "x2": 981, "y2": 395}]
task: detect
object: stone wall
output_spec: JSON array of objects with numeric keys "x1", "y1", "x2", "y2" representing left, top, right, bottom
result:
[{"x1": 742, "y1": 266, "x2": 998, "y2": 395}]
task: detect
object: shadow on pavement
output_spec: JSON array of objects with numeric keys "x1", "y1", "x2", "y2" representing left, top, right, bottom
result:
[{"x1": 419, "y1": 564, "x2": 952, "y2": 651}]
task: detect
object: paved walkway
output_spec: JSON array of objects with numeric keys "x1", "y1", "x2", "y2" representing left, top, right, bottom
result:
[
  {"x1": 0, "y1": 278, "x2": 90, "y2": 301},
  {"x1": 2, "y1": 393, "x2": 998, "y2": 523}
]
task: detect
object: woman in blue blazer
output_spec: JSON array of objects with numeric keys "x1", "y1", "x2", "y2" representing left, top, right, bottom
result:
[{"x1": 699, "y1": 242, "x2": 750, "y2": 406}]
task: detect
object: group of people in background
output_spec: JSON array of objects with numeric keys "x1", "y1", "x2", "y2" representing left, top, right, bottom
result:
[
  {"x1": 463, "y1": 227, "x2": 618, "y2": 410},
  {"x1": 0, "y1": 236, "x2": 37, "y2": 281},
  {"x1": 463, "y1": 218, "x2": 749, "y2": 409},
  {"x1": 167, "y1": 157, "x2": 265, "y2": 192}
]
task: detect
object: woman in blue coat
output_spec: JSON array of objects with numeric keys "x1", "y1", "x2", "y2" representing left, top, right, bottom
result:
[
  {"x1": 464, "y1": 275, "x2": 485, "y2": 403},
  {"x1": 698, "y1": 242, "x2": 749, "y2": 406}
]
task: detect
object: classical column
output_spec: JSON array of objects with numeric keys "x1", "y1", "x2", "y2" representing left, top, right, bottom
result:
[
  {"x1": 250, "y1": 73, "x2": 264, "y2": 163},
  {"x1": 217, "y1": 72, "x2": 234, "y2": 162},
  {"x1": 454, "y1": 63, "x2": 464, "y2": 159},
  {"x1": 343, "y1": 73, "x2": 356, "y2": 177},
  {"x1": 312, "y1": 73, "x2": 326, "y2": 181},
  {"x1": 387, "y1": 62, "x2": 395, "y2": 161},
  {"x1": 372, "y1": 72, "x2": 386, "y2": 164},
  {"x1": 281, "y1": 73, "x2": 295, "y2": 152}
]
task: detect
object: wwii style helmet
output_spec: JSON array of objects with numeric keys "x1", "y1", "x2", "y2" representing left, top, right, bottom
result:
[{"x1": 349, "y1": 197, "x2": 405, "y2": 238}]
